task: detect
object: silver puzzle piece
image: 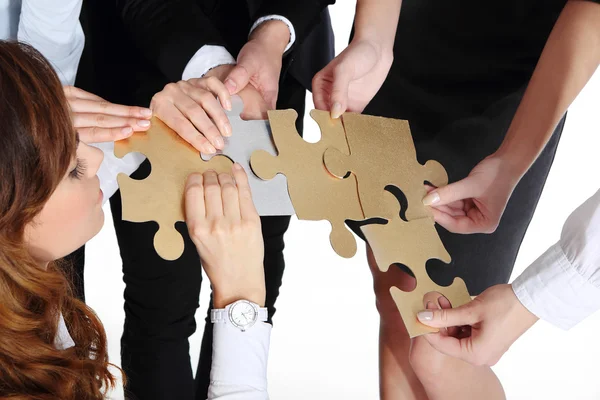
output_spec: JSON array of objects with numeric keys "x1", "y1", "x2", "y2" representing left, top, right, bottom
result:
[{"x1": 201, "y1": 96, "x2": 295, "y2": 216}]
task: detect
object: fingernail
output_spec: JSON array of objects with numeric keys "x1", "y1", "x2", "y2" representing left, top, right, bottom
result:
[
  {"x1": 186, "y1": 174, "x2": 201, "y2": 187},
  {"x1": 224, "y1": 79, "x2": 236, "y2": 94},
  {"x1": 214, "y1": 136, "x2": 225, "y2": 149},
  {"x1": 423, "y1": 191, "x2": 440, "y2": 206},
  {"x1": 418, "y1": 311, "x2": 434, "y2": 321},
  {"x1": 233, "y1": 163, "x2": 242, "y2": 171},
  {"x1": 224, "y1": 123, "x2": 232, "y2": 137},
  {"x1": 140, "y1": 108, "x2": 152, "y2": 117},
  {"x1": 121, "y1": 126, "x2": 133, "y2": 136},
  {"x1": 137, "y1": 120, "x2": 151, "y2": 127},
  {"x1": 204, "y1": 144, "x2": 216, "y2": 154},
  {"x1": 331, "y1": 102, "x2": 343, "y2": 119},
  {"x1": 224, "y1": 99, "x2": 232, "y2": 111}
]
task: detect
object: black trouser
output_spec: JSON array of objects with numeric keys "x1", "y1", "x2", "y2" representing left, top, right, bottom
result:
[{"x1": 105, "y1": 76, "x2": 305, "y2": 400}]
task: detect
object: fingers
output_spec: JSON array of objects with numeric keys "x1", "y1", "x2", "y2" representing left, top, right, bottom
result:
[
  {"x1": 224, "y1": 64, "x2": 251, "y2": 95},
  {"x1": 64, "y1": 85, "x2": 105, "y2": 101},
  {"x1": 181, "y1": 80, "x2": 232, "y2": 138},
  {"x1": 421, "y1": 331, "x2": 473, "y2": 363},
  {"x1": 329, "y1": 63, "x2": 353, "y2": 119},
  {"x1": 72, "y1": 113, "x2": 151, "y2": 131},
  {"x1": 185, "y1": 173, "x2": 207, "y2": 226},
  {"x1": 422, "y1": 177, "x2": 478, "y2": 207},
  {"x1": 77, "y1": 126, "x2": 135, "y2": 144},
  {"x1": 191, "y1": 76, "x2": 233, "y2": 111},
  {"x1": 203, "y1": 170, "x2": 224, "y2": 219},
  {"x1": 68, "y1": 98, "x2": 152, "y2": 120},
  {"x1": 231, "y1": 163, "x2": 259, "y2": 221},
  {"x1": 218, "y1": 172, "x2": 241, "y2": 221},
  {"x1": 417, "y1": 302, "x2": 481, "y2": 329},
  {"x1": 311, "y1": 69, "x2": 331, "y2": 111}
]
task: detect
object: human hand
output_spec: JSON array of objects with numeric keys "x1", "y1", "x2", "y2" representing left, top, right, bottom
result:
[
  {"x1": 312, "y1": 39, "x2": 394, "y2": 118},
  {"x1": 185, "y1": 164, "x2": 265, "y2": 308},
  {"x1": 417, "y1": 284, "x2": 539, "y2": 366},
  {"x1": 422, "y1": 154, "x2": 522, "y2": 234},
  {"x1": 222, "y1": 20, "x2": 290, "y2": 109},
  {"x1": 64, "y1": 86, "x2": 152, "y2": 143},
  {"x1": 150, "y1": 71, "x2": 233, "y2": 154}
]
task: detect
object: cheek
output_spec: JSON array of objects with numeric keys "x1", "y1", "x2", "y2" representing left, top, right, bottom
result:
[{"x1": 26, "y1": 180, "x2": 104, "y2": 262}]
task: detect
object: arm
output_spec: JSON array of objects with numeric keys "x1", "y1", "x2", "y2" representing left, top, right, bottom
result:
[
  {"x1": 416, "y1": 188, "x2": 600, "y2": 366},
  {"x1": 512, "y1": 188, "x2": 600, "y2": 330},
  {"x1": 185, "y1": 165, "x2": 270, "y2": 400},
  {"x1": 17, "y1": 0, "x2": 84, "y2": 85},
  {"x1": 312, "y1": 0, "x2": 402, "y2": 116},
  {"x1": 424, "y1": 0, "x2": 600, "y2": 234},
  {"x1": 116, "y1": 0, "x2": 228, "y2": 82}
]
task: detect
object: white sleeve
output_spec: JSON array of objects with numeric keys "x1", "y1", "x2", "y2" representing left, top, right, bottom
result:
[
  {"x1": 182, "y1": 45, "x2": 236, "y2": 80},
  {"x1": 512, "y1": 188, "x2": 600, "y2": 330},
  {"x1": 207, "y1": 322, "x2": 271, "y2": 400},
  {"x1": 17, "y1": 0, "x2": 84, "y2": 86}
]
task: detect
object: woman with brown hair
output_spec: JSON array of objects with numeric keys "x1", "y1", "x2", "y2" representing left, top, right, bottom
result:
[{"x1": 0, "y1": 40, "x2": 276, "y2": 400}]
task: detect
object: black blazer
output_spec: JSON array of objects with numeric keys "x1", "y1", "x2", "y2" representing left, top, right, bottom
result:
[{"x1": 77, "y1": 0, "x2": 335, "y2": 106}]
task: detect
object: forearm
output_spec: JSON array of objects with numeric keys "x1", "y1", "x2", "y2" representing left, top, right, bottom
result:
[
  {"x1": 496, "y1": 0, "x2": 600, "y2": 177},
  {"x1": 353, "y1": 0, "x2": 402, "y2": 53}
]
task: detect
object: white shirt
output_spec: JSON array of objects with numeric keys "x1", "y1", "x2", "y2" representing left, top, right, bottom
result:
[
  {"x1": 512, "y1": 188, "x2": 600, "y2": 330},
  {"x1": 0, "y1": 0, "x2": 84, "y2": 86}
]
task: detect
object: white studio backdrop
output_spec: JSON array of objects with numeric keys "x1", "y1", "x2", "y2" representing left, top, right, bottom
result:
[{"x1": 84, "y1": 2, "x2": 600, "y2": 399}]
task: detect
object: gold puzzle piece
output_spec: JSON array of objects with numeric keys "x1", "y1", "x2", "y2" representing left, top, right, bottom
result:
[
  {"x1": 323, "y1": 113, "x2": 448, "y2": 221},
  {"x1": 115, "y1": 117, "x2": 233, "y2": 261},
  {"x1": 361, "y1": 192, "x2": 471, "y2": 338},
  {"x1": 250, "y1": 109, "x2": 364, "y2": 258}
]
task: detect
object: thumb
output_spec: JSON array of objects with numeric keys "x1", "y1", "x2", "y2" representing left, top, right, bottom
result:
[
  {"x1": 417, "y1": 303, "x2": 480, "y2": 329},
  {"x1": 422, "y1": 177, "x2": 477, "y2": 207},
  {"x1": 224, "y1": 64, "x2": 252, "y2": 95},
  {"x1": 421, "y1": 332, "x2": 474, "y2": 363},
  {"x1": 329, "y1": 64, "x2": 353, "y2": 119}
]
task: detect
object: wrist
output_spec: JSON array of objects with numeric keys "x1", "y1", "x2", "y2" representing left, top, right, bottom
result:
[
  {"x1": 508, "y1": 284, "x2": 540, "y2": 328},
  {"x1": 204, "y1": 64, "x2": 235, "y2": 81},
  {"x1": 488, "y1": 150, "x2": 529, "y2": 184},
  {"x1": 249, "y1": 20, "x2": 290, "y2": 55},
  {"x1": 213, "y1": 286, "x2": 266, "y2": 309}
]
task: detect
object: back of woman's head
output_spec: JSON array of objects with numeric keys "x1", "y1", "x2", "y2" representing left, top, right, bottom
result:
[{"x1": 0, "y1": 41, "x2": 117, "y2": 399}]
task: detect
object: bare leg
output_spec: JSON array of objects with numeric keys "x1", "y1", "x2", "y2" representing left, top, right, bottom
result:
[{"x1": 368, "y1": 246, "x2": 428, "y2": 400}]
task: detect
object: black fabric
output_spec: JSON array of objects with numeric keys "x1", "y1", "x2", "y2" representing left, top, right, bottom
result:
[
  {"x1": 346, "y1": 0, "x2": 583, "y2": 294},
  {"x1": 76, "y1": 2, "x2": 332, "y2": 399}
]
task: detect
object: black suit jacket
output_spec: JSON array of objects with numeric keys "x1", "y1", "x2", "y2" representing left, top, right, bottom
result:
[{"x1": 77, "y1": 0, "x2": 335, "y2": 106}]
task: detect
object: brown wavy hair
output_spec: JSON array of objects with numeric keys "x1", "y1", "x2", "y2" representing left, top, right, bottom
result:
[{"x1": 0, "y1": 41, "x2": 119, "y2": 399}]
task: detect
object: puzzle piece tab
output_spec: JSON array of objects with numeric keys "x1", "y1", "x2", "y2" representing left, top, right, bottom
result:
[
  {"x1": 361, "y1": 192, "x2": 471, "y2": 338},
  {"x1": 201, "y1": 96, "x2": 294, "y2": 216},
  {"x1": 250, "y1": 109, "x2": 364, "y2": 258},
  {"x1": 115, "y1": 117, "x2": 233, "y2": 261},
  {"x1": 324, "y1": 113, "x2": 448, "y2": 221}
]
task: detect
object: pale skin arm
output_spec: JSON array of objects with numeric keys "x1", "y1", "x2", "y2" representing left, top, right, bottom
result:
[
  {"x1": 312, "y1": 0, "x2": 402, "y2": 117},
  {"x1": 423, "y1": 0, "x2": 600, "y2": 234}
]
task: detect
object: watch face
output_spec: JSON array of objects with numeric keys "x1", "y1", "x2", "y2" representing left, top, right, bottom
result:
[{"x1": 229, "y1": 300, "x2": 258, "y2": 330}]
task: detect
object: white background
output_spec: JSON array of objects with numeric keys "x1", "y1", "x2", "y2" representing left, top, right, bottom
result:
[{"x1": 87, "y1": 2, "x2": 600, "y2": 399}]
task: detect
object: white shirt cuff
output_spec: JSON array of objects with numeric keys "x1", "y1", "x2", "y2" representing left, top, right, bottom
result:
[
  {"x1": 512, "y1": 242, "x2": 600, "y2": 331},
  {"x1": 249, "y1": 15, "x2": 296, "y2": 53},
  {"x1": 182, "y1": 45, "x2": 236, "y2": 80},
  {"x1": 208, "y1": 321, "x2": 271, "y2": 399}
]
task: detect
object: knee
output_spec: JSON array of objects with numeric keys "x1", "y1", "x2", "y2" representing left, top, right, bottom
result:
[{"x1": 409, "y1": 336, "x2": 447, "y2": 388}]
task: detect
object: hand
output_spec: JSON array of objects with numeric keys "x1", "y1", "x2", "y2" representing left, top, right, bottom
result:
[
  {"x1": 65, "y1": 86, "x2": 152, "y2": 143},
  {"x1": 185, "y1": 164, "x2": 265, "y2": 308},
  {"x1": 417, "y1": 284, "x2": 539, "y2": 366},
  {"x1": 422, "y1": 154, "x2": 522, "y2": 234},
  {"x1": 150, "y1": 74, "x2": 233, "y2": 154},
  {"x1": 312, "y1": 39, "x2": 394, "y2": 118},
  {"x1": 223, "y1": 20, "x2": 290, "y2": 109}
]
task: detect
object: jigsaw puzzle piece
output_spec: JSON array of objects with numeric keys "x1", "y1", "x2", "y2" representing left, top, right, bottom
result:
[
  {"x1": 201, "y1": 96, "x2": 295, "y2": 216},
  {"x1": 115, "y1": 117, "x2": 233, "y2": 260},
  {"x1": 251, "y1": 109, "x2": 364, "y2": 258},
  {"x1": 360, "y1": 192, "x2": 470, "y2": 337},
  {"x1": 323, "y1": 113, "x2": 448, "y2": 221}
]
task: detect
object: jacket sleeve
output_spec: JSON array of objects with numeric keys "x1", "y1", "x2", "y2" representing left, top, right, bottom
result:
[{"x1": 116, "y1": 0, "x2": 228, "y2": 82}]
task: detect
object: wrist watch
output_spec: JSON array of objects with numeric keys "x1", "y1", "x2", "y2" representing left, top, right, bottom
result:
[{"x1": 211, "y1": 299, "x2": 268, "y2": 332}]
